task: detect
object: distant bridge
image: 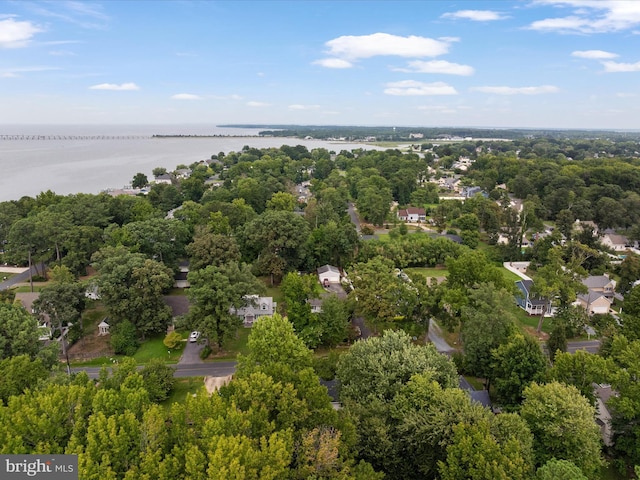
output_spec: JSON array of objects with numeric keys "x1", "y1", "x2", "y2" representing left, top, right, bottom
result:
[{"x1": 0, "y1": 135, "x2": 152, "y2": 141}]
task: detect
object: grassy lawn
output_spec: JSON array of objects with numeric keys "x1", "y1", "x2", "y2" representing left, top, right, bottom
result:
[
  {"x1": 208, "y1": 327, "x2": 252, "y2": 361},
  {"x1": 134, "y1": 335, "x2": 183, "y2": 364},
  {"x1": 499, "y1": 267, "x2": 524, "y2": 284},
  {"x1": 70, "y1": 356, "x2": 121, "y2": 367},
  {"x1": 12, "y1": 284, "x2": 48, "y2": 293},
  {"x1": 405, "y1": 267, "x2": 449, "y2": 278},
  {"x1": 512, "y1": 306, "x2": 552, "y2": 334},
  {"x1": 161, "y1": 377, "x2": 204, "y2": 408},
  {"x1": 166, "y1": 288, "x2": 187, "y2": 296}
]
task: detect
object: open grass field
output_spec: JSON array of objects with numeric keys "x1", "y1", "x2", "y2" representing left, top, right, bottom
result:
[
  {"x1": 209, "y1": 327, "x2": 252, "y2": 361},
  {"x1": 134, "y1": 335, "x2": 183, "y2": 364},
  {"x1": 404, "y1": 267, "x2": 449, "y2": 278},
  {"x1": 161, "y1": 377, "x2": 204, "y2": 408},
  {"x1": 499, "y1": 267, "x2": 525, "y2": 284}
]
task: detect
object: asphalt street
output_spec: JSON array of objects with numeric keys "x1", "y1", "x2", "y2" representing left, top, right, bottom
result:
[{"x1": 71, "y1": 361, "x2": 237, "y2": 379}]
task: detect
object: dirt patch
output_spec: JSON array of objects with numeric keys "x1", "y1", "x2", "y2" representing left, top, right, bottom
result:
[
  {"x1": 523, "y1": 326, "x2": 549, "y2": 341},
  {"x1": 203, "y1": 374, "x2": 233, "y2": 394},
  {"x1": 67, "y1": 330, "x2": 113, "y2": 361}
]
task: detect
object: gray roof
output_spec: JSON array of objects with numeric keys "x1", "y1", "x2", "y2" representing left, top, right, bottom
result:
[
  {"x1": 583, "y1": 275, "x2": 614, "y2": 289},
  {"x1": 318, "y1": 264, "x2": 340, "y2": 275}
]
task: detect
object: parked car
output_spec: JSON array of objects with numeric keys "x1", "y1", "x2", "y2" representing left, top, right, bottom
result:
[{"x1": 189, "y1": 331, "x2": 201, "y2": 343}]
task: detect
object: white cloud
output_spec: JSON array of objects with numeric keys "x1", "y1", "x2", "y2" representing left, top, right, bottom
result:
[
  {"x1": 246, "y1": 101, "x2": 271, "y2": 107},
  {"x1": 471, "y1": 85, "x2": 559, "y2": 95},
  {"x1": 0, "y1": 66, "x2": 60, "y2": 78},
  {"x1": 0, "y1": 18, "x2": 42, "y2": 48},
  {"x1": 288, "y1": 104, "x2": 320, "y2": 110},
  {"x1": 417, "y1": 105, "x2": 459, "y2": 114},
  {"x1": 89, "y1": 82, "x2": 140, "y2": 91},
  {"x1": 384, "y1": 80, "x2": 458, "y2": 96},
  {"x1": 49, "y1": 50, "x2": 76, "y2": 56},
  {"x1": 571, "y1": 50, "x2": 618, "y2": 59},
  {"x1": 395, "y1": 60, "x2": 474, "y2": 76},
  {"x1": 617, "y1": 92, "x2": 637, "y2": 98},
  {"x1": 313, "y1": 58, "x2": 353, "y2": 69},
  {"x1": 441, "y1": 10, "x2": 507, "y2": 21},
  {"x1": 529, "y1": 1, "x2": 640, "y2": 33},
  {"x1": 171, "y1": 93, "x2": 202, "y2": 100},
  {"x1": 602, "y1": 60, "x2": 640, "y2": 72},
  {"x1": 324, "y1": 33, "x2": 452, "y2": 61}
]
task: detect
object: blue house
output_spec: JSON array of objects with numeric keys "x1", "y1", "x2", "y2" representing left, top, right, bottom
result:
[{"x1": 515, "y1": 279, "x2": 551, "y2": 315}]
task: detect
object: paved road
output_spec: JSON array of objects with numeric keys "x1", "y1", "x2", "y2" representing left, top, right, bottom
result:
[
  {"x1": 567, "y1": 340, "x2": 601, "y2": 354},
  {"x1": 428, "y1": 318, "x2": 456, "y2": 354},
  {"x1": 347, "y1": 202, "x2": 361, "y2": 233},
  {"x1": 72, "y1": 361, "x2": 237, "y2": 379},
  {"x1": 0, "y1": 262, "x2": 47, "y2": 291}
]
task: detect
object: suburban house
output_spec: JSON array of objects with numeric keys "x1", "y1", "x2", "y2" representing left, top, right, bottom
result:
[
  {"x1": 308, "y1": 298, "x2": 323, "y2": 314},
  {"x1": 574, "y1": 275, "x2": 617, "y2": 315},
  {"x1": 515, "y1": 279, "x2": 552, "y2": 315},
  {"x1": 397, "y1": 207, "x2": 426, "y2": 222},
  {"x1": 318, "y1": 264, "x2": 341, "y2": 286},
  {"x1": 153, "y1": 173, "x2": 174, "y2": 185},
  {"x1": 602, "y1": 232, "x2": 631, "y2": 252},
  {"x1": 231, "y1": 295, "x2": 277, "y2": 327},
  {"x1": 14, "y1": 291, "x2": 51, "y2": 340},
  {"x1": 574, "y1": 220, "x2": 599, "y2": 237}
]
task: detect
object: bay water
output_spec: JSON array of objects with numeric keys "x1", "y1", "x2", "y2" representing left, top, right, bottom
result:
[{"x1": 0, "y1": 125, "x2": 379, "y2": 202}]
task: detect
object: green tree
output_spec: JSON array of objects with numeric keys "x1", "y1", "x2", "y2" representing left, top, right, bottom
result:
[
  {"x1": 520, "y1": 382, "x2": 603, "y2": 479},
  {"x1": 266, "y1": 191, "x2": 296, "y2": 211},
  {"x1": 535, "y1": 459, "x2": 587, "y2": 480},
  {"x1": 140, "y1": 359, "x2": 175, "y2": 403},
  {"x1": 490, "y1": 333, "x2": 548, "y2": 408},
  {"x1": 33, "y1": 280, "x2": 86, "y2": 373},
  {"x1": 92, "y1": 246, "x2": 174, "y2": 337},
  {"x1": 110, "y1": 320, "x2": 138, "y2": 355},
  {"x1": 0, "y1": 303, "x2": 41, "y2": 360},
  {"x1": 163, "y1": 331, "x2": 183, "y2": 349},
  {"x1": 132, "y1": 172, "x2": 149, "y2": 189},
  {"x1": 549, "y1": 350, "x2": 612, "y2": 405},
  {"x1": 388, "y1": 372, "x2": 492, "y2": 479},
  {"x1": 0, "y1": 355, "x2": 49, "y2": 403},
  {"x1": 187, "y1": 262, "x2": 264, "y2": 348},
  {"x1": 185, "y1": 231, "x2": 240, "y2": 271},
  {"x1": 461, "y1": 283, "x2": 516, "y2": 382},
  {"x1": 618, "y1": 254, "x2": 640, "y2": 294},
  {"x1": 316, "y1": 294, "x2": 350, "y2": 347},
  {"x1": 241, "y1": 210, "x2": 310, "y2": 284},
  {"x1": 337, "y1": 330, "x2": 457, "y2": 403},
  {"x1": 438, "y1": 419, "x2": 533, "y2": 480},
  {"x1": 532, "y1": 247, "x2": 586, "y2": 333}
]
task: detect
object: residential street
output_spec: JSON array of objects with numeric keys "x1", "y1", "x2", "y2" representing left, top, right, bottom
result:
[
  {"x1": 0, "y1": 262, "x2": 46, "y2": 291},
  {"x1": 567, "y1": 340, "x2": 601, "y2": 354},
  {"x1": 71, "y1": 361, "x2": 237, "y2": 379}
]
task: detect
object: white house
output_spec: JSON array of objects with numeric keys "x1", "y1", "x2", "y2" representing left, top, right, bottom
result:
[
  {"x1": 308, "y1": 298, "x2": 323, "y2": 314},
  {"x1": 318, "y1": 265, "x2": 341, "y2": 286},
  {"x1": 153, "y1": 173, "x2": 173, "y2": 185},
  {"x1": 602, "y1": 233, "x2": 630, "y2": 252},
  {"x1": 397, "y1": 207, "x2": 426, "y2": 223},
  {"x1": 232, "y1": 295, "x2": 277, "y2": 327}
]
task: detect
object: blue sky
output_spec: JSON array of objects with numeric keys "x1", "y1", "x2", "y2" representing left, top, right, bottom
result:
[{"x1": 2, "y1": 0, "x2": 640, "y2": 129}]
